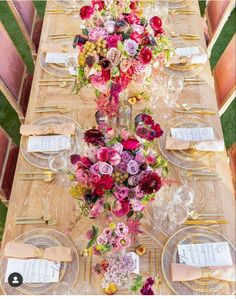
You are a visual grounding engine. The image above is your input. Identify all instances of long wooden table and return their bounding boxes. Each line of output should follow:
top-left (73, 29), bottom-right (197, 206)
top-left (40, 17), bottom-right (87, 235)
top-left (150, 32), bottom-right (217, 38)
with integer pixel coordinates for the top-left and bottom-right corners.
top-left (1, 0), bottom-right (235, 295)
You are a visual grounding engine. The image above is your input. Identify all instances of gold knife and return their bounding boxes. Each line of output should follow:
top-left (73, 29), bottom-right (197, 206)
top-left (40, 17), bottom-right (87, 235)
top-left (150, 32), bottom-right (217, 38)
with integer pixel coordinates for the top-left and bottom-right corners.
top-left (184, 219), bottom-right (228, 225)
top-left (174, 109), bottom-right (216, 115)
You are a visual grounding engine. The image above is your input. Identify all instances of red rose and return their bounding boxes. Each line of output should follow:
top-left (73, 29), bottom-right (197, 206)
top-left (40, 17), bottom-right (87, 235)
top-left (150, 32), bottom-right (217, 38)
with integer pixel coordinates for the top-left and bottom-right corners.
top-left (121, 138), bottom-right (140, 151)
top-left (80, 5), bottom-right (94, 20)
top-left (139, 47), bottom-right (152, 64)
top-left (154, 28), bottom-right (165, 36)
top-left (107, 34), bottom-right (122, 48)
top-left (129, 0), bottom-right (137, 10)
top-left (151, 123), bottom-right (163, 138)
top-left (139, 171), bottom-right (162, 194)
top-left (130, 31), bottom-right (143, 44)
top-left (92, 0), bottom-right (105, 11)
top-left (94, 175), bottom-right (114, 196)
top-left (124, 13), bottom-right (140, 25)
top-left (150, 16), bottom-right (162, 31)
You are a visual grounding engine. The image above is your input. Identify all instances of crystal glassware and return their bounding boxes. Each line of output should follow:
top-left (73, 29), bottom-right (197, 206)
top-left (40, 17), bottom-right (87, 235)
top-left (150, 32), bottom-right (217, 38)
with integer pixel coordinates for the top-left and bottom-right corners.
top-left (164, 75), bottom-right (184, 109)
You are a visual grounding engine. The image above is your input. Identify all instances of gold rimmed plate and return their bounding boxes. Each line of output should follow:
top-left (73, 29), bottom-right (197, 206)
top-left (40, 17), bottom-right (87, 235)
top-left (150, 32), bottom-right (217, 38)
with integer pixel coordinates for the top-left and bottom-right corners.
top-left (161, 226), bottom-right (235, 295)
top-left (158, 115), bottom-right (219, 170)
top-left (39, 52), bottom-right (71, 77)
top-left (163, 39), bottom-right (207, 78)
top-left (20, 115), bottom-right (83, 169)
top-left (0, 229), bottom-right (79, 295)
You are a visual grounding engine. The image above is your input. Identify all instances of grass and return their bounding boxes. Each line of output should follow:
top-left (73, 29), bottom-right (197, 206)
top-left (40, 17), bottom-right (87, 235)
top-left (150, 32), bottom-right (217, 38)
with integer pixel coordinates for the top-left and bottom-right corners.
top-left (0, 0), bottom-right (235, 238)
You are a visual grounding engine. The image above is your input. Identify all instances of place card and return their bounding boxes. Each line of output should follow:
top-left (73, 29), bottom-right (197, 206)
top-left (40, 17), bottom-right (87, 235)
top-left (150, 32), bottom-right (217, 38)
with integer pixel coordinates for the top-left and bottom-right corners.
top-left (177, 242), bottom-right (233, 267)
top-left (170, 127), bottom-right (215, 142)
top-left (27, 135), bottom-right (71, 152)
top-left (175, 47), bottom-right (200, 57)
top-left (45, 52), bottom-right (76, 64)
top-left (126, 252), bottom-right (139, 274)
top-left (5, 258), bottom-right (60, 283)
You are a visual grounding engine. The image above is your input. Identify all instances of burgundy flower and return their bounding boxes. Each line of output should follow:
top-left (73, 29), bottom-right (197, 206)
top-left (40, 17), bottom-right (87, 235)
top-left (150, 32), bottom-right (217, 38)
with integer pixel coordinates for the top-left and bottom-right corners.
top-left (84, 129), bottom-right (105, 146)
top-left (151, 123), bottom-right (163, 138)
top-left (140, 277), bottom-right (155, 295)
top-left (136, 126), bottom-right (150, 139)
top-left (101, 68), bottom-right (111, 82)
top-left (92, 0), bottom-right (105, 11)
top-left (150, 16), bottom-right (162, 31)
top-left (139, 171), bottom-right (162, 194)
top-left (70, 154), bottom-right (80, 165)
top-left (142, 114), bottom-right (155, 125)
top-left (139, 47), bottom-right (152, 64)
top-left (121, 138), bottom-right (140, 151)
top-left (70, 154), bottom-right (92, 167)
top-left (79, 5), bottom-right (94, 20)
top-left (107, 34), bottom-right (122, 48)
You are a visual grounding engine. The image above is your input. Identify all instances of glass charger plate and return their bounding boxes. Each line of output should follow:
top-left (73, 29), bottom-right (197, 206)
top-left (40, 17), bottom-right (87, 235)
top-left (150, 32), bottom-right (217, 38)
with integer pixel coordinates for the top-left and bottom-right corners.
top-left (162, 39), bottom-right (207, 78)
top-left (158, 115), bottom-right (219, 170)
top-left (20, 115), bottom-right (82, 169)
top-left (168, 0), bottom-right (193, 9)
top-left (0, 229), bottom-right (79, 295)
top-left (39, 52), bottom-right (71, 77)
top-left (53, 0), bottom-right (82, 8)
top-left (161, 226), bottom-right (235, 295)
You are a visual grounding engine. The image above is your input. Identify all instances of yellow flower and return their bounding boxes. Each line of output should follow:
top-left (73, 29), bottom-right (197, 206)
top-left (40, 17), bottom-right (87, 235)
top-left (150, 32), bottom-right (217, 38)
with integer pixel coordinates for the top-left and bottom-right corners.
top-left (70, 184), bottom-right (84, 198)
top-left (109, 223), bottom-right (116, 230)
top-left (96, 245), bottom-right (102, 250)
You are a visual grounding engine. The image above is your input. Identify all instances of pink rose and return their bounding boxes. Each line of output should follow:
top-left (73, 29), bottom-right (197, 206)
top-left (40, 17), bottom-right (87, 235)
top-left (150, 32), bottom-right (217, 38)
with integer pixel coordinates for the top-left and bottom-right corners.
top-left (127, 160), bottom-right (139, 175)
top-left (99, 162), bottom-right (113, 175)
top-left (89, 199), bottom-right (104, 218)
top-left (89, 27), bottom-right (108, 42)
top-left (108, 148), bottom-right (121, 166)
top-left (90, 74), bottom-right (108, 93)
top-left (90, 162), bottom-right (100, 175)
top-left (107, 34), bottom-right (122, 48)
top-left (111, 142), bottom-right (123, 154)
top-left (115, 222), bottom-right (129, 237)
top-left (96, 147), bottom-right (109, 161)
top-left (97, 234), bottom-right (108, 245)
top-left (121, 138), bottom-right (140, 151)
top-left (114, 186), bottom-right (130, 200)
top-left (131, 199), bottom-right (144, 212)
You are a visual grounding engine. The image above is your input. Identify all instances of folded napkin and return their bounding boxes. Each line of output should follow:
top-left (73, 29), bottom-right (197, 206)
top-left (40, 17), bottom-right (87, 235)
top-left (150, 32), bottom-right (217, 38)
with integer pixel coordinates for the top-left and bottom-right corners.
top-left (170, 263), bottom-right (236, 282)
top-left (165, 137), bottom-right (224, 152)
top-left (4, 242), bottom-right (73, 262)
top-left (20, 123), bottom-right (75, 136)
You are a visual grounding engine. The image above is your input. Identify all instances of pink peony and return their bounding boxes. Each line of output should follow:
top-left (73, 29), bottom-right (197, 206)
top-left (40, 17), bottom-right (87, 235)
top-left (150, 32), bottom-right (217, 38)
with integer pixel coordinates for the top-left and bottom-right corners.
top-left (89, 27), bottom-right (108, 42)
top-left (113, 200), bottom-right (130, 217)
top-left (111, 142), bottom-right (123, 155)
top-left (121, 138), bottom-right (140, 151)
top-left (107, 34), bottom-right (122, 48)
top-left (96, 147), bottom-right (109, 162)
top-left (90, 74), bottom-right (108, 93)
top-left (108, 148), bottom-right (121, 166)
top-left (131, 199), bottom-right (144, 212)
top-left (114, 186), bottom-right (130, 201)
top-left (89, 199), bottom-right (104, 218)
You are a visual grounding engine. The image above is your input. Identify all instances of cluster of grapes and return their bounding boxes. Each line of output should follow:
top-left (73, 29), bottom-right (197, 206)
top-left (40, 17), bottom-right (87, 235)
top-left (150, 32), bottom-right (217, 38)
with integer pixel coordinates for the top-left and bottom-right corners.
top-left (112, 171), bottom-right (129, 185)
top-left (78, 37), bottom-right (108, 66)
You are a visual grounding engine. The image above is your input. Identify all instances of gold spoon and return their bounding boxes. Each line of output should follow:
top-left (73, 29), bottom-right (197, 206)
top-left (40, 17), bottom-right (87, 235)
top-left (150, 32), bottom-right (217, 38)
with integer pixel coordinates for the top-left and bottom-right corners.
top-left (170, 31), bottom-right (200, 40)
top-left (18, 174), bottom-right (54, 183)
top-left (170, 9), bottom-right (197, 15)
top-left (46, 9), bottom-right (79, 15)
top-left (188, 210), bottom-right (224, 220)
top-left (177, 103), bottom-right (214, 111)
top-left (39, 82), bottom-right (68, 88)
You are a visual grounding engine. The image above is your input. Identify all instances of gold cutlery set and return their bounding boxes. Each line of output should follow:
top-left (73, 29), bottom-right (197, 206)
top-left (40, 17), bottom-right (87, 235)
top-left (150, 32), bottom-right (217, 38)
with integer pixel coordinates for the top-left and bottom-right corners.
top-left (46, 8), bottom-right (79, 15)
top-left (171, 31), bottom-right (200, 40)
top-left (15, 215), bottom-right (58, 225)
top-left (180, 169), bottom-right (222, 181)
top-left (175, 103), bottom-right (216, 115)
top-left (169, 9), bottom-right (197, 16)
top-left (149, 249), bottom-right (162, 293)
top-left (81, 248), bottom-right (93, 285)
top-left (35, 105), bottom-right (71, 114)
top-left (49, 33), bottom-right (75, 40)
top-left (18, 171), bottom-right (55, 182)
top-left (184, 78), bottom-right (207, 86)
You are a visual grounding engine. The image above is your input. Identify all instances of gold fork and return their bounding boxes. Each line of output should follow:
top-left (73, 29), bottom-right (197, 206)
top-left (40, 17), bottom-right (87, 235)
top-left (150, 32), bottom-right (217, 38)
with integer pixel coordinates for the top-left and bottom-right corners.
top-left (170, 9), bottom-right (197, 15)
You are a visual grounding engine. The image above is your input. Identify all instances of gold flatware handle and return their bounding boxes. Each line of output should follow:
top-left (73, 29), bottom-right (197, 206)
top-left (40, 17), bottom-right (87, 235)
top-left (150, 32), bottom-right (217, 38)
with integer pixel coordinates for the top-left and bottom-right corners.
top-left (184, 172), bottom-right (219, 177)
top-left (39, 79), bottom-right (74, 82)
top-left (184, 219), bottom-right (228, 225)
top-left (189, 176), bottom-right (222, 181)
top-left (50, 36), bottom-right (74, 40)
top-left (181, 36), bottom-right (200, 40)
top-left (174, 109), bottom-right (216, 115)
top-left (15, 219), bottom-right (46, 224)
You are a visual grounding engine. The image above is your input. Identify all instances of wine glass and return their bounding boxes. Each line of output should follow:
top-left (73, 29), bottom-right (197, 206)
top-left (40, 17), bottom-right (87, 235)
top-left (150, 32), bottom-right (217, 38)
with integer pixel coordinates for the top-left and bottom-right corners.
top-left (167, 202), bottom-right (189, 226)
top-left (155, 1), bottom-right (169, 21)
top-left (163, 75), bottom-right (184, 109)
top-left (173, 181), bottom-right (195, 208)
top-left (49, 151), bottom-right (71, 187)
top-left (65, 54), bottom-right (77, 76)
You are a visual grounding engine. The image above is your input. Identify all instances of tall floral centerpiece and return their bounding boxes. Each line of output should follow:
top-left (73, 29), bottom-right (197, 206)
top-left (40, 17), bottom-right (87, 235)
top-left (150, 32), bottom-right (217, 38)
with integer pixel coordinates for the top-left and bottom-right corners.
top-left (73, 0), bottom-right (171, 117)
top-left (69, 113), bottom-right (168, 221)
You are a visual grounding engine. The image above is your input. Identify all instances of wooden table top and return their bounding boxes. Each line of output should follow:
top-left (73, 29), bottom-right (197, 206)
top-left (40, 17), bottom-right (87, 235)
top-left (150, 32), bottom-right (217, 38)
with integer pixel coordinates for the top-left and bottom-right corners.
top-left (1, 0), bottom-right (235, 295)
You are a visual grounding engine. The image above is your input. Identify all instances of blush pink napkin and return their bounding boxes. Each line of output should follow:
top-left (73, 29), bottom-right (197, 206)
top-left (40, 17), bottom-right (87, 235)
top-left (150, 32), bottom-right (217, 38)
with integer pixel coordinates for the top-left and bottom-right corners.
top-left (165, 137), bottom-right (224, 152)
top-left (20, 123), bottom-right (75, 136)
top-left (170, 263), bottom-right (236, 282)
top-left (4, 242), bottom-right (73, 262)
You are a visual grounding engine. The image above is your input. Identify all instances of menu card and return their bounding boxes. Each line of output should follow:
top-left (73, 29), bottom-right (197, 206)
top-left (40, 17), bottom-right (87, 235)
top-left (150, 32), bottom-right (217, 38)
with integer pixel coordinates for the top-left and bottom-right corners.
top-left (170, 127), bottom-right (215, 142)
top-left (177, 242), bottom-right (233, 267)
top-left (45, 52), bottom-right (77, 64)
top-left (175, 47), bottom-right (200, 57)
top-left (5, 258), bottom-right (60, 283)
top-left (27, 135), bottom-right (71, 152)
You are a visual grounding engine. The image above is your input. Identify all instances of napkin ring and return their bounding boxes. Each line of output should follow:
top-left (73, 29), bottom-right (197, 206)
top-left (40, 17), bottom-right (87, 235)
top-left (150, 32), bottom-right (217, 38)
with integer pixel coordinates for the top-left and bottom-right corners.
top-left (34, 248), bottom-right (44, 259)
top-left (201, 267), bottom-right (211, 278)
top-left (46, 125), bottom-right (54, 135)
